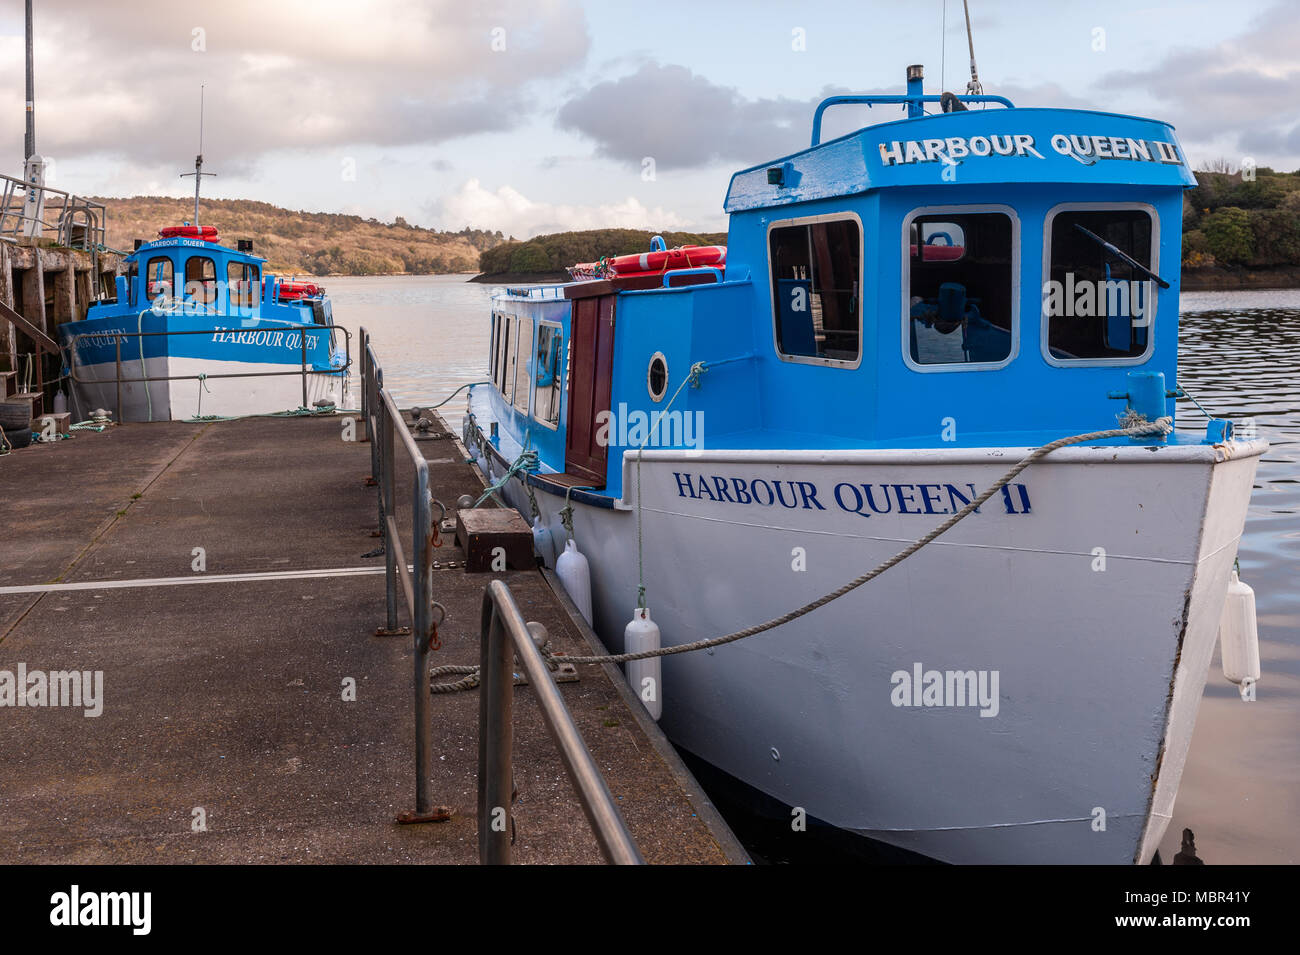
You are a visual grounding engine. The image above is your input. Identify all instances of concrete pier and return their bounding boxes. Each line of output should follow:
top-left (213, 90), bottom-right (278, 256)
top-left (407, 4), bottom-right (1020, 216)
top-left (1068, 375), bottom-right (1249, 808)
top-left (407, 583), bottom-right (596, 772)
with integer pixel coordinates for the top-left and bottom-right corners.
top-left (0, 413), bottom-right (745, 864)
top-left (0, 238), bottom-right (123, 417)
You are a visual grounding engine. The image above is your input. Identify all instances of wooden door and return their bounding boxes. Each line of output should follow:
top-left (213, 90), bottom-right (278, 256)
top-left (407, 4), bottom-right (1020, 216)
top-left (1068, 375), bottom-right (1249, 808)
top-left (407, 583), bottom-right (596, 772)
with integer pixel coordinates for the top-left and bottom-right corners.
top-left (564, 293), bottom-right (615, 486)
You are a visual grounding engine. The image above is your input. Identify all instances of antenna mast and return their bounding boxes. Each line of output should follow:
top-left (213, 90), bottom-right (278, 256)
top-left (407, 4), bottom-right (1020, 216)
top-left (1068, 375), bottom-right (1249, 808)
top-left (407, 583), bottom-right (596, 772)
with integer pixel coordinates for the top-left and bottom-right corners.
top-left (179, 85), bottom-right (217, 225)
top-left (24, 0), bottom-right (35, 161)
top-left (962, 0), bottom-right (983, 95)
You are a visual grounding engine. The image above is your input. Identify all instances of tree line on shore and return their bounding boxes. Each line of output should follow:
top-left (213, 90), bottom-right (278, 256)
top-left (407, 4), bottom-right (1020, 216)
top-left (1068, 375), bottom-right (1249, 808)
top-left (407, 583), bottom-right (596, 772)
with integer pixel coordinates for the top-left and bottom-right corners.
top-left (1183, 165), bottom-right (1300, 270)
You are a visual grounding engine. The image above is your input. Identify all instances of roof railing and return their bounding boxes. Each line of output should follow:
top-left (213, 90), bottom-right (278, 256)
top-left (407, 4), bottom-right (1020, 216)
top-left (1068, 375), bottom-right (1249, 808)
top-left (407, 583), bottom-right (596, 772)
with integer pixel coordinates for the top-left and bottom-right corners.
top-left (810, 92), bottom-right (1016, 147)
top-left (0, 172), bottom-right (108, 251)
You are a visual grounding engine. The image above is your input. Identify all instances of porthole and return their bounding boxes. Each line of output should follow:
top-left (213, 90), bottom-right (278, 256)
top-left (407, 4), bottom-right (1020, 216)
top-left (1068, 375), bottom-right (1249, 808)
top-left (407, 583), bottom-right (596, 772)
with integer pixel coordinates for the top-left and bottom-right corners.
top-left (647, 352), bottom-right (668, 402)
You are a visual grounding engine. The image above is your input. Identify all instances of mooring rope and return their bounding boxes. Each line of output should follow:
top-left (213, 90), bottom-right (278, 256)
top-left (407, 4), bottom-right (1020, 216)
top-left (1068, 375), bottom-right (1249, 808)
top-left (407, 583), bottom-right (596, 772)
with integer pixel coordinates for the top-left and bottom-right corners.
top-left (430, 643), bottom-right (566, 694)
top-left (635, 359), bottom-right (709, 609)
top-left (474, 448), bottom-right (539, 508)
top-left (561, 414), bottom-right (1175, 665)
top-left (421, 380), bottom-right (491, 411)
top-left (429, 414), bottom-right (1173, 692)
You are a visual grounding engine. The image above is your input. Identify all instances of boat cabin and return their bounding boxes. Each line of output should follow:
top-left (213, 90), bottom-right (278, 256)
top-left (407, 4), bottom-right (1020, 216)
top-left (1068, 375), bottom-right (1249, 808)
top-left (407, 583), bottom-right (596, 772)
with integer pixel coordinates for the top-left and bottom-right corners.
top-left (473, 70), bottom-right (1198, 503)
top-left (94, 227), bottom-right (333, 326)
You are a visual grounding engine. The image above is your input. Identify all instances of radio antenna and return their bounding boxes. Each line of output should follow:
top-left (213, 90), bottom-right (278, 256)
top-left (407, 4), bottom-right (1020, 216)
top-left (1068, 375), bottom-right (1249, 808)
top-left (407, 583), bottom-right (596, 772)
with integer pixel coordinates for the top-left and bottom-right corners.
top-left (179, 85), bottom-right (217, 225)
top-left (962, 0), bottom-right (983, 95)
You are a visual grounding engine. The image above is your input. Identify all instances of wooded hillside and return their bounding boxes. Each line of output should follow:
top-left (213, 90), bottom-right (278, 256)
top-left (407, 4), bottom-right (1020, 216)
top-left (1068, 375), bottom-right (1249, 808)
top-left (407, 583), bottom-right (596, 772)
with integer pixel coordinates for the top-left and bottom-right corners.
top-left (93, 196), bottom-right (504, 276)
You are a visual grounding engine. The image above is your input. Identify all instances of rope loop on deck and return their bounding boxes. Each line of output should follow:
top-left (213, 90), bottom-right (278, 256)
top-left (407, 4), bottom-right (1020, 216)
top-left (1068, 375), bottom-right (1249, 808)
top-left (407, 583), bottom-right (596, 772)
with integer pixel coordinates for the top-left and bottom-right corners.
top-left (474, 448), bottom-right (538, 508)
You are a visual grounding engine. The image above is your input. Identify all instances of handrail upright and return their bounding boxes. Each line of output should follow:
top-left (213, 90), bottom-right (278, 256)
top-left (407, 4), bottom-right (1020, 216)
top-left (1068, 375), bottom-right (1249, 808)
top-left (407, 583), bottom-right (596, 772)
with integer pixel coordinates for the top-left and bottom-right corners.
top-left (478, 580), bottom-right (644, 865)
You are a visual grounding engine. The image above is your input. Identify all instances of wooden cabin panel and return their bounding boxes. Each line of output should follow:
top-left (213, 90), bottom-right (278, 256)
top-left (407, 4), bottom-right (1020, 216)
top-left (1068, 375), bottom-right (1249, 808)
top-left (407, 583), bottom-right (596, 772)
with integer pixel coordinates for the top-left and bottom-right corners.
top-left (564, 294), bottom-right (614, 486)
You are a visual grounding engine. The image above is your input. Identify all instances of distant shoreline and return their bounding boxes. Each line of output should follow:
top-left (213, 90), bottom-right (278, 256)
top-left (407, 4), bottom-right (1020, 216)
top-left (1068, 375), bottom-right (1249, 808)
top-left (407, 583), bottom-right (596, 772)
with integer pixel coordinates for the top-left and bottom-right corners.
top-left (1180, 266), bottom-right (1300, 291)
top-left (469, 271), bottom-right (569, 284)
top-left (465, 268), bottom-right (1300, 291)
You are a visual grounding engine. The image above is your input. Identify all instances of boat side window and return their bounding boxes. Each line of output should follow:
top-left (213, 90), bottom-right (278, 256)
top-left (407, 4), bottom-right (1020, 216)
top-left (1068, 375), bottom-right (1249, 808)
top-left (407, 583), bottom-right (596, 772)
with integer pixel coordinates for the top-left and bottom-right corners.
top-left (769, 215), bottom-right (861, 363)
top-left (533, 322), bottom-right (562, 429)
top-left (1045, 208), bottom-right (1155, 361)
top-left (226, 261), bottom-right (260, 313)
top-left (495, 315), bottom-right (512, 398)
top-left (145, 257), bottom-right (173, 302)
top-left (488, 313), bottom-right (499, 381)
top-left (512, 315), bottom-right (533, 415)
top-left (907, 211), bottom-right (1014, 366)
top-left (184, 256), bottom-right (218, 306)
top-left (127, 262), bottom-right (138, 305)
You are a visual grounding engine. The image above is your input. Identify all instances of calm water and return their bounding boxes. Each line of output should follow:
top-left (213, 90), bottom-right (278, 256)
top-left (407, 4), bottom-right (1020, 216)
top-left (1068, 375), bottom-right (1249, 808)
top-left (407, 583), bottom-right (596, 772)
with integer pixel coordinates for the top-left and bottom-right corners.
top-left (330, 275), bottom-right (1299, 864)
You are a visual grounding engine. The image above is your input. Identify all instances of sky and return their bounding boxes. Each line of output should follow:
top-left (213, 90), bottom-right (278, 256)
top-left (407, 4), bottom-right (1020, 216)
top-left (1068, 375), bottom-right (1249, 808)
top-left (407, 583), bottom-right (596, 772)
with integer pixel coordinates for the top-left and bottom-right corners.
top-left (1, 0), bottom-right (1297, 238)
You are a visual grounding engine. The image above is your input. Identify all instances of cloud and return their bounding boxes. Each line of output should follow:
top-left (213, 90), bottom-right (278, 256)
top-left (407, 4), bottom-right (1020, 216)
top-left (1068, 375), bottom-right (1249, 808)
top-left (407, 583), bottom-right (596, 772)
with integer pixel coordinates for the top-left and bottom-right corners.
top-left (433, 178), bottom-right (688, 238)
top-left (2, 0), bottom-right (589, 166)
top-left (557, 62), bottom-right (828, 170)
top-left (1094, 2), bottom-right (1300, 168)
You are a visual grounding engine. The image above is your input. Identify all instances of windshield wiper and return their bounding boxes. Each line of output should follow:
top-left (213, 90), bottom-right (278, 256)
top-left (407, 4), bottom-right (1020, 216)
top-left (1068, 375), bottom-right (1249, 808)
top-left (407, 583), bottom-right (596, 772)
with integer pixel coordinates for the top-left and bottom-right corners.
top-left (1073, 223), bottom-right (1170, 289)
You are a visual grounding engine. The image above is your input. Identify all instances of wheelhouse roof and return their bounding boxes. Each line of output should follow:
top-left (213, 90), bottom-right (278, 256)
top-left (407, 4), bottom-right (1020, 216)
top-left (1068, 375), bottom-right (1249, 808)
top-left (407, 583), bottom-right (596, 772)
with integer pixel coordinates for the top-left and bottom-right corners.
top-left (129, 236), bottom-right (266, 266)
top-left (724, 106), bottom-right (1196, 214)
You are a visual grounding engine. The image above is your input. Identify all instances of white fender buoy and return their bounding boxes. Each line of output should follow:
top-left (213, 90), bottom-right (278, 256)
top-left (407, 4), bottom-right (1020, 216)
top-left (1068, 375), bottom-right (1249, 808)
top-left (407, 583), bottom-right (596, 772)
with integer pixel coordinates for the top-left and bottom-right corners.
top-left (532, 516), bottom-right (556, 568)
top-left (624, 606), bottom-right (662, 721)
top-left (555, 539), bottom-right (592, 624)
top-left (1218, 569), bottom-right (1261, 686)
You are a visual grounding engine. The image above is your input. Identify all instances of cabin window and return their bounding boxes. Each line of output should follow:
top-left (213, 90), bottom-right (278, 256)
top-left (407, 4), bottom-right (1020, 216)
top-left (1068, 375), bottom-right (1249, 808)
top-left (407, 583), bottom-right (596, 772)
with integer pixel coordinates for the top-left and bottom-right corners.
top-left (495, 315), bottom-right (512, 398)
top-left (512, 316), bottom-right (533, 415)
top-left (226, 261), bottom-right (260, 313)
top-left (768, 214), bottom-right (862, 364)
top-left (533, 322), bottom-right (563, 429)
top-left (1045, 206), bottom-right (1156, 362)
top-left (906, 210), bottom-right (1015, 367)
top-left (127, 262), bottom-right (138, 305)
top-left (145, 257), bottom-right (173, 301)
top-left (184, 256), bottom-right (218, 306)
top-left (489, 313), bottom-right (499, 381)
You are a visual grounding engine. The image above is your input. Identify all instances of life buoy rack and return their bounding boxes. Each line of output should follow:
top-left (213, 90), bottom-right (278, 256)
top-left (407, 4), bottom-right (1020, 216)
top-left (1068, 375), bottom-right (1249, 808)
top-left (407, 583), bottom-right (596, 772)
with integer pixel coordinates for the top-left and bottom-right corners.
top-left (569, 236), bottom-right (727, 280)
top-left (277, 280), bottom-right (322, 300)
top-left (158, 225), bottom-right (219, 241)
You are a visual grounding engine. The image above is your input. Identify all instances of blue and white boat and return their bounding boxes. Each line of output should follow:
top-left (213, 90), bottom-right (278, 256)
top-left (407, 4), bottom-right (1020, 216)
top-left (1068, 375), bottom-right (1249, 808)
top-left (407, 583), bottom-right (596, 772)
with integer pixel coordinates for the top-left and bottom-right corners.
top-left (463, 65), bottom-right (1266, 864)
top-left (61, 224), bottom-right (349, 422)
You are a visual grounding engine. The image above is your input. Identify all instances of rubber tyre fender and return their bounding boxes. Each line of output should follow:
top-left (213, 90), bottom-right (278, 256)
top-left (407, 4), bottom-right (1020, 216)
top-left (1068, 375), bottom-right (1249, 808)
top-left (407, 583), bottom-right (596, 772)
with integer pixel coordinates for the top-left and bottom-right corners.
top-left (0, 401), bottom-right (31, 430)
top-left (3, 426), bottom-right (32, 449)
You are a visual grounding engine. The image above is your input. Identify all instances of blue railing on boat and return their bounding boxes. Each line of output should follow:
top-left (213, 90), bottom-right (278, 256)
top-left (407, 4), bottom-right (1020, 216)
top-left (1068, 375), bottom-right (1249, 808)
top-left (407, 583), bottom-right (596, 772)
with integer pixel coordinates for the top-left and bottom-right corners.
top-left (810, 93), bottom-right (1016, 146)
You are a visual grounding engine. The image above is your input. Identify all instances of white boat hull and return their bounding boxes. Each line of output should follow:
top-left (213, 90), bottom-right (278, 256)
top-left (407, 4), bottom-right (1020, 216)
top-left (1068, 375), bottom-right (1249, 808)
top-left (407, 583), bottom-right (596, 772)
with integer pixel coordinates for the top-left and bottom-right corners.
top-left (475, 434), bottom-right (1265, 864)
top-left (71, 355), bottom-right (349, 423)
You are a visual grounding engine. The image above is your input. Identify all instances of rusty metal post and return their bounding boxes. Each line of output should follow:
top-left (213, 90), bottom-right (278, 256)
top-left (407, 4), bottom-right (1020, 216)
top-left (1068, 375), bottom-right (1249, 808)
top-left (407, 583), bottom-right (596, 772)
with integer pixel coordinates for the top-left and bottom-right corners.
top-left (300, 326), bottom-right (309, 410)
top-left (359, 327), bottom-right (370, 443)
top-left (413, 461), bottom-right (433, 815)
top-left (381, 395), bottom-right (398, 633)
top-left (114, 333), bottom-right (121, 421)
top-left (478, 599), bottom-right (514, 864)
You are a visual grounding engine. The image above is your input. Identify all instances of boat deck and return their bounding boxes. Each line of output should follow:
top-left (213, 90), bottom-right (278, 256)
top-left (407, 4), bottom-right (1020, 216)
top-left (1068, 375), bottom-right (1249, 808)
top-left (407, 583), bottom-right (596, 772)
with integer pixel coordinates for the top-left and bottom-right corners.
top-left (0, 414), bottom-right (745, 864)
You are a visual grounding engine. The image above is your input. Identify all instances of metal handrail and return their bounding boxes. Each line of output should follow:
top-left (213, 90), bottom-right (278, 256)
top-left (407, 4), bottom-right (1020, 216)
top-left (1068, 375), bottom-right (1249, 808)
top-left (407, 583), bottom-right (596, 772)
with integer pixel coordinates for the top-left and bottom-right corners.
top-left (360, 325), bottom-right (441, 820)
top-left (0, 172), bottom-right (108, 249)
top-left (68, 324), bottom-right (352, 417)
top-left (478, 579), bottom-right (644, 865)
top-left (359, 326), bottom-right (643, 862)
